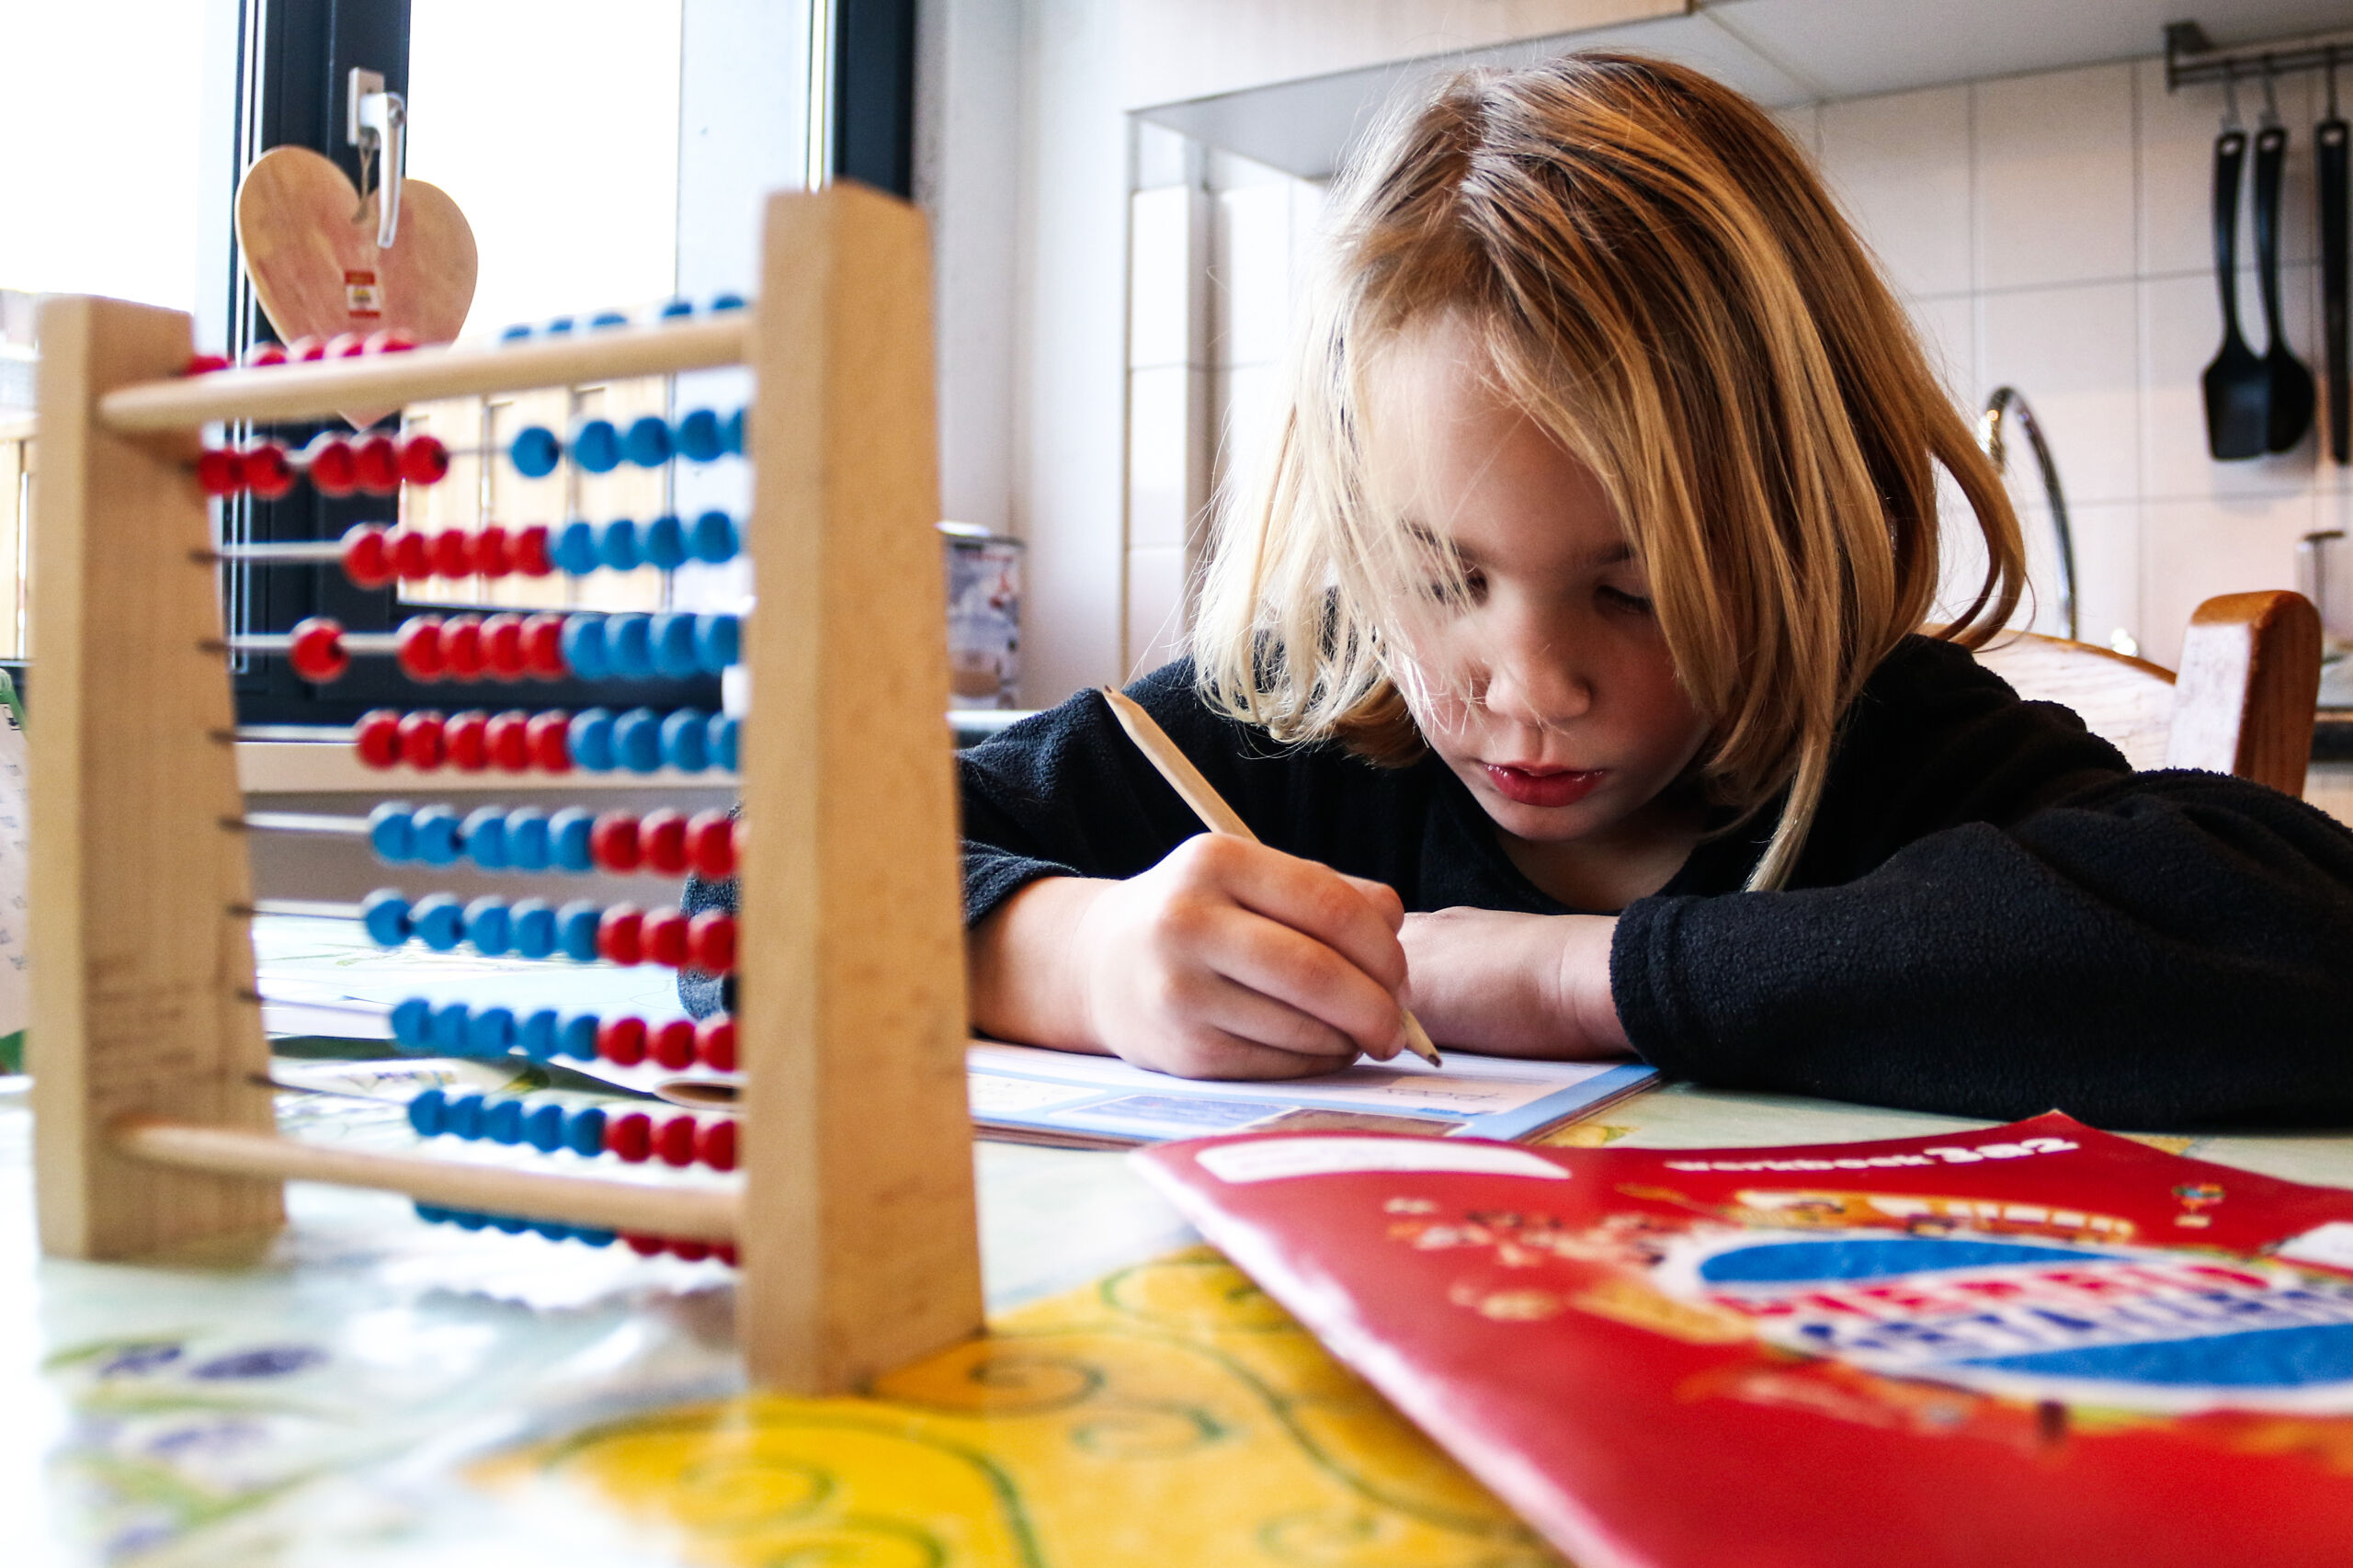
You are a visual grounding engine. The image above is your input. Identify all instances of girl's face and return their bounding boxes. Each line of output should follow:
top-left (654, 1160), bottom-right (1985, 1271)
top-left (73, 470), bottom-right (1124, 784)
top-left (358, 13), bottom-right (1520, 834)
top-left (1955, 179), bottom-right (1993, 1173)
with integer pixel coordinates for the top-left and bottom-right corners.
top-left (1369, 316), bottom-right (1711, 850)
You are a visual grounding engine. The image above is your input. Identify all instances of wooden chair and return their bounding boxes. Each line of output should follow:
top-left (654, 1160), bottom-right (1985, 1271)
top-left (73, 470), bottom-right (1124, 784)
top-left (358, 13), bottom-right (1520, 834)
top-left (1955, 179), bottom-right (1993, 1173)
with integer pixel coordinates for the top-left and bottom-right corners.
top-left (1972, 590), bottom-right (2322, 796)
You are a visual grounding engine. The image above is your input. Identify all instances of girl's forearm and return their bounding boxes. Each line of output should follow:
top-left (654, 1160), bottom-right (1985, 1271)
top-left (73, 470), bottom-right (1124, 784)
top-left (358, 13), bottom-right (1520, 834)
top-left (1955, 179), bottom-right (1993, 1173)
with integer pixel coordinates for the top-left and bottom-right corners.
top-left (1399, 908), bottom-right (1630, 1058)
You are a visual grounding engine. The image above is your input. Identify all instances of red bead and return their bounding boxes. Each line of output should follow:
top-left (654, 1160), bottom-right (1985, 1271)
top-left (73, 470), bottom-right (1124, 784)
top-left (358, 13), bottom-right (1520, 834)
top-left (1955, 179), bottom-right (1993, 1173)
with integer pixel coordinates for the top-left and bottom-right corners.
top-left (324, 332), bottom-right (368, 359)
top-left (288, 617), bottom-right (349, 682)
top-left (364, 328), bottom-right (416, 355)
top-left (668, 1238), bottom-right (711, 1263)
top-left (244, 342), bottom-right (288, 369)
top-left (687, 911), bottom-right (736, 975)
top-left (520, 614), bottom-right (567, 678)
top-left (696, 1016), bottom-right (736, 1072)
top-left (481, 614), bottom-right (527, 679)
top-left (597, 1015), bottom-right (648, 1066)
top-left (597, 905), bottom-right (644, 965)
top-left (441, 616), bottom-right (486, 679)
top-left (685, 811), bottom-right (735, 878)
top-left (606, 1111), bottom-right (653, 1163)
top-left (341, 526), bottom-right (394, 589)
top-left (396, 710), bottom-right (447, 769)
top-left (427, 528), bottom-right (473, 579)
top-left (485, 710), bottom-right (531, 771)
top-left (643, 908), bottom-right (689, 969)
top-left (472, 525), bottom-right (513, 578)
top-left (697, 1119), bottom-right (738, 1172)
top-left (526, 710), bottom-right (574, 772)
top-left (395, 617), bottom-right (445, 681)
top-left (511, 525), bottom-right (553, 576)
top-left (308, 437), bottom-right (358, 497)
top-left (590, 812), bottom-right (642, 872)
top-left (186, 352), bottom-right (230, 376)
top-left (622, 1233), bottom-right (665, 1256)
top-left (351, 435), bottom-right (401, 494)
top-left (241, 443), bottom-right (296, 499)
top-left (640, 810), bottom-right (689, 876)
top-left (396, 433), bottom-right (449, 485)
top-left (355, 709), bottom-right (403, 768)
top-left (650, 1018), bottom-right (698, 1070)
top-left (445, 710), bottom-right (490, 770)
top-left (713, 1242), bottom-right (738, 1267)
top-left (195, 448), bottom-right (244, 496)
top-left (287, 335), bottom-right (325, 362)
top-left (654, 1116), bottom-right (698, 1168)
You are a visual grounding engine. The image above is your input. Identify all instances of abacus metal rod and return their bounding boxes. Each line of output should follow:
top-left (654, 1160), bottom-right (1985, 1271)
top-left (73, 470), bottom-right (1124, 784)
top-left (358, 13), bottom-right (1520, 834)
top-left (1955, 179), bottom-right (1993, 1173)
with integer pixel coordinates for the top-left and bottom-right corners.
top-left (98, 317), bottom-right (752, 433)
top-left (231, 811), bottom-right (374, 837)
top-left (109, 1116), bottom-right (743, 1239)
top-left (201, 541), bottom-right (350, 565)
top-left (210, 631), bottom-right (403, 656)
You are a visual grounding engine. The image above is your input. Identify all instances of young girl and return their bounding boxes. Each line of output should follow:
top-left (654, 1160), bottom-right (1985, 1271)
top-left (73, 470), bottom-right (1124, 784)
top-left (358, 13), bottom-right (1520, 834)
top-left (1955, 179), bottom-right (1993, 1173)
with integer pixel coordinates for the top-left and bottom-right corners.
top-left (711, 52), bottom-right (2353, 1127)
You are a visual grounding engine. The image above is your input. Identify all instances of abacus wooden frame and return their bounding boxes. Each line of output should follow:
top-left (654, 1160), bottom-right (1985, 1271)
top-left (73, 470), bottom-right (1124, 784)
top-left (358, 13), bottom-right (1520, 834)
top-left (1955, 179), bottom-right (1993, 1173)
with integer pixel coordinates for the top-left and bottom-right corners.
top-left (29, 182), bottom-right (984, 1394)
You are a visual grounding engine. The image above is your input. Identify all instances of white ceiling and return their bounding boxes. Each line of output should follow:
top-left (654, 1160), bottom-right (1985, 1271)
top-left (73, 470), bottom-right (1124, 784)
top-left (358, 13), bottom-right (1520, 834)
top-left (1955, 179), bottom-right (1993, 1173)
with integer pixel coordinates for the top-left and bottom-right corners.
top-left (1137, 0), bottom-right (2353, 179)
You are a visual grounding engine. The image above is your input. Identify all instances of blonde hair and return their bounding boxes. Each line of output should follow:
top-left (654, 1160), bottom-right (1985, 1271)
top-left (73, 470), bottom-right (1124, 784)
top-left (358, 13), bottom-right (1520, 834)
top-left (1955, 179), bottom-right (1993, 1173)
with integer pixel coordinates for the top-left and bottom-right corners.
top-left (1192, 51), bottom-right (2026, 892)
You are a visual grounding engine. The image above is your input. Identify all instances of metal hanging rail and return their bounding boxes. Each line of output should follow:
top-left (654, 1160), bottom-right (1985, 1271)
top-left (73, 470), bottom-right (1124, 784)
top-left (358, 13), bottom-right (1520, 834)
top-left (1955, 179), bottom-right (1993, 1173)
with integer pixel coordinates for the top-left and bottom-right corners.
top-left (2166, 20), bottom-right (2353, 93)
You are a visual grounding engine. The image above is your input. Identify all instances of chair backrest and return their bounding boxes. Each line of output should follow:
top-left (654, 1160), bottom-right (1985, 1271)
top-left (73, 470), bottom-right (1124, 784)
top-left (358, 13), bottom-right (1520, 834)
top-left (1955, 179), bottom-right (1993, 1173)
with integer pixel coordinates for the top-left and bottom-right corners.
top-left (1972, 590), bottom-right (2322, 796)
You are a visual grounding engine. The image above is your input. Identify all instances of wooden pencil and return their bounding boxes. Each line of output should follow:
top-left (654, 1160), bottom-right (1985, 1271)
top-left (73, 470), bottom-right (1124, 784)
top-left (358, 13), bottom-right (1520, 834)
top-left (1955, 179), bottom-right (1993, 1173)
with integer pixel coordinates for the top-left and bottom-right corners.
top-left (1099, 687), bottom-right (1445, 1068)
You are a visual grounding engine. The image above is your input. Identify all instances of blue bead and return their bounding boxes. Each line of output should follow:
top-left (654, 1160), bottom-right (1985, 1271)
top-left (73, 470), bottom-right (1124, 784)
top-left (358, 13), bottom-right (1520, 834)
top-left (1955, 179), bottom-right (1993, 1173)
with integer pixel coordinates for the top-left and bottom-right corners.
top-left (491, 1213), bottom-right (530, 1235)
top-left (510, 426), bottom-right (562, 480)
top-left (563, 1105), bottom-right (608, 1155)
top-left (675, 410), bottom-right (723, 462)
top-left (590, 310), bottom-right (630, 329)
top-left (412, 806), bottom-right (462, 867)
top-left (652, 614), bottom-right (699, 679)
top-left (467, 1005), bottom-right (517, 1058)
top-left (531, 1219), bottom-right (572, 1241)
top-left (367, 802), bottom-right (415, 862)
top-left (506, 808), bottom-right (551, 870)
top-left (407, 1087), bottom-right (448, 1137)
top-left (688, 509), bottom-right (738, 562)
top-left (710, 292), bottom-right (747, 312)
top-left (523, 1103), bottom-right (566, 1153)
top-left (572, 419), bottom-right (621, 475)
top-left (558, 1012), bottom-right (600, 1060)
top-left (415, 1202), bottom-right (452, 1223)
top-left (432, 1002), bottom-right (472, 1054)
top-left (661, 708), bottom-right (710, 772)
top-left (463, 897), bottom-right (512, 958)
top-left (483, 1098), bottom-right (524, 1144)
top-left (695, 614), bottom-right (741, 672)
top-left (598, 517), bottom-right (641, 571)
top-left (608, 616), bottom-right (654, 679)
top-left (445, 1093), bottom-right (485, 1140)
top-left (642, 513), bottom-right (688, 570)
top-left (518, 1006), bottom-right (561, 1059)
top-left (452, 1209), bottom-right (490, 1231)
top-left (556, 901), bottom-right (602, 961)
top-left (569, 709), bottom-right (616, 771)
top-left (550, 808), bottom-right (596, 870)
top-left (361, 889), bottom-right (413, 948)
top-left (572, 1227), bottom-right (617, 1248)
top-left (614, 708), bottom-right (664, 773)
top-left (561, 617), bottom-right (610, 681)
top-left (414, 895), bottom-right (465, 952)
top-left (623, 415), bottom-right (671, 468)
top-left (461, 807), bottom-right (509, 870)
top-left (554, 519), bottom-right (601, 576)
top-left (659, 297), bottom-right (694, 319)
top-left (544, 316), bottom-right (575, 335)
top-left (499, 324), bottom-right (533, 343)
top-left (708, 712), bottom-right (740, 772)
top-left (722, 407), bottom-right (745, 455)
top-left (390, 996), bottom-right (434, 1050)
top-left (511, 898), bottom-right (556, 959)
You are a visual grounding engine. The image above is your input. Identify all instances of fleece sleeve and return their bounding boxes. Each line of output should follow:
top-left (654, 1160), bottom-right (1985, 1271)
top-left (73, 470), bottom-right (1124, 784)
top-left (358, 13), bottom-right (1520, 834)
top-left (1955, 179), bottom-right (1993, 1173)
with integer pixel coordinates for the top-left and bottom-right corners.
top-left (1611, 770), bottom-right (2353, 1128)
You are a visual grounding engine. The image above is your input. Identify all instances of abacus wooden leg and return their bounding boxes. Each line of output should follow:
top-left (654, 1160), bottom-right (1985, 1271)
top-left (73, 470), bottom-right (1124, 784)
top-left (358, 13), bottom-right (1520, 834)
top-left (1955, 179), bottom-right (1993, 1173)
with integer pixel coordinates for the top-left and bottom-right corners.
top-left (30, 296), bottom-right (283, 1258)
top-left (735, 184), bottom-right (984, 1392)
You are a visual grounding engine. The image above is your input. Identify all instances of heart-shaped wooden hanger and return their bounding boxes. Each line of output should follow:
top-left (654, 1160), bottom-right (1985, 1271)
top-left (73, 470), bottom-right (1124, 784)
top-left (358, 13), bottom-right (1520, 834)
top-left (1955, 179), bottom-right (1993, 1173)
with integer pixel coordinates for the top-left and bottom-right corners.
top-left (234, 145), bottom-right (478, 428)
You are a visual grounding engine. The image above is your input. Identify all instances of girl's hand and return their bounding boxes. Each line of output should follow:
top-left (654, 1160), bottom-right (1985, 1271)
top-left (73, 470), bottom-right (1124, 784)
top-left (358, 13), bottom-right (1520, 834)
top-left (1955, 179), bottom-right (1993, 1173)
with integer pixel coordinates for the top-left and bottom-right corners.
top-left (1398, 907), bottom-right (1630, 1059)
top-left (968, 835), bottom-right (1411, 1079)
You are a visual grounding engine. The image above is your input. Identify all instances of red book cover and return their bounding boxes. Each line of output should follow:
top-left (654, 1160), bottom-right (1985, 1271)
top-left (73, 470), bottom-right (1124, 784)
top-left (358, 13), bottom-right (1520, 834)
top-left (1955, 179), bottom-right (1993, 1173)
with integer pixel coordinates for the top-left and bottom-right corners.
top-left (1132, 1113), bottom-right (2353, 1567)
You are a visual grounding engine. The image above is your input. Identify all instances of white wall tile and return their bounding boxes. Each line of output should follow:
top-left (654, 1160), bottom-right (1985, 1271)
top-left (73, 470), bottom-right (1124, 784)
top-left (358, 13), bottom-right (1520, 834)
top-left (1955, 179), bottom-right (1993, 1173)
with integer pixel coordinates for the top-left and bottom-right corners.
top-left (2053, 498), bottom-right (2142, 652)
top-left (2140, 267), bottom-right (2321, 501)
top-left (1772, 101), bottom-right (1820, 162)
top-left (1129, 364), bottom-right (1211, 551)
top-left (1214, 361), bottom-right (1284, 507)
top-left (2136, 56), bottom-right (2316, 279)
top-left (1980, 280), bottom-right (2141, 505)
top-left (1908, 292), bottom-right (1977, 404)
top-left (1821, 85), bottom-right (1972, 300)
top-left (1213, 183), bottom-right (1295, 368)
top-left (1975, 62), bottom-right (2137, 290)
top-left (2139, 493), bottom-right (2319, 667)
top-left (1130, 184), bottom-right (1209, 370)
top-left (1126, 543), bottom-right (1190, 676)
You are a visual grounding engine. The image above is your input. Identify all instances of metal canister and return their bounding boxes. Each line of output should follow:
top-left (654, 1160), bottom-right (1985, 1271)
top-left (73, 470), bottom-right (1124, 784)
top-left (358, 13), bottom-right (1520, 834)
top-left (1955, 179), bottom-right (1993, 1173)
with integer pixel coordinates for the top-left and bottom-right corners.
top-left (940, 522), bottom-right (1023, 708)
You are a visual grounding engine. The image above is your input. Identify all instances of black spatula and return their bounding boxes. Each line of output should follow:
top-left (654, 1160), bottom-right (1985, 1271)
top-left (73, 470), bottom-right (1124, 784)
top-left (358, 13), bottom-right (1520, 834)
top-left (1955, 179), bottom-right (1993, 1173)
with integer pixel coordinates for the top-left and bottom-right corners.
top-left (2204, 119), bottom-right (2269, 460)
top-left (2254, 90), bottom-right (2317, 452)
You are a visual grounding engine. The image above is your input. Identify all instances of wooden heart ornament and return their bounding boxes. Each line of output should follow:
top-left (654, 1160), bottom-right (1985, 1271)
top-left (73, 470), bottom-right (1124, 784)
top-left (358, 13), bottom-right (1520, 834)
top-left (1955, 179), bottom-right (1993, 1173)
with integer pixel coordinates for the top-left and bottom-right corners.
top-left (234, 145), bottom-right (478, 427)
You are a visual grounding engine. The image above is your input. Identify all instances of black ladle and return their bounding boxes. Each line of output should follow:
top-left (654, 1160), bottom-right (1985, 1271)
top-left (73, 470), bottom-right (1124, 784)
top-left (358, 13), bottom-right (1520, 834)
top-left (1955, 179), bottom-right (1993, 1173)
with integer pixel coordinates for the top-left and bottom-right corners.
top-left (2256, 64), bottom-right (2317, 452)
top-left (2204, 74), bottom-right (2268, 460)
top-left (2320, 48), bottom-right (2348, 464)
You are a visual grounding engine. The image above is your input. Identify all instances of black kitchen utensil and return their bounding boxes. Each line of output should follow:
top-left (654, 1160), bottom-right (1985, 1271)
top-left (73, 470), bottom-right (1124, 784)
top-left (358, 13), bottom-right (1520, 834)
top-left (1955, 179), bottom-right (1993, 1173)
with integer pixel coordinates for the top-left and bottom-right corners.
top-left (2204, 106), bottom-right (2269, 460)
top-left (2321, 50), bottom-right (2348, 464)
top-left (2254, 73), bottom-right (2316, 453)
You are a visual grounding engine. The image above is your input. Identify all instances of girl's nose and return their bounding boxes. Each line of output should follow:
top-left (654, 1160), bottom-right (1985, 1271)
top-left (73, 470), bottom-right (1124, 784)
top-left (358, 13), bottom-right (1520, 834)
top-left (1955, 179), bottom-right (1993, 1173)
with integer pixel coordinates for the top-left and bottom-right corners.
top-left (1478, 608), bottom-right (1593, 729)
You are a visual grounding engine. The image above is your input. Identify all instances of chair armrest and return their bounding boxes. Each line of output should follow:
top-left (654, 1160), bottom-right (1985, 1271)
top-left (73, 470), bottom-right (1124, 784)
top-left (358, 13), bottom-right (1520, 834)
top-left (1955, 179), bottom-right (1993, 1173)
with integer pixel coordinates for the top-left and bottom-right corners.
top-left (2165, 590), bottom-right (2322, 794)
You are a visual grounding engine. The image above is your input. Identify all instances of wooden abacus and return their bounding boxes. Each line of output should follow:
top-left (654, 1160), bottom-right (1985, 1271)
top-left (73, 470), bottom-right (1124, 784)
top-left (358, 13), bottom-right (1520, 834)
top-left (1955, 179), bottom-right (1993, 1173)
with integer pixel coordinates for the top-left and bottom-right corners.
top-left (28, 184), bottom-right (984, 1394)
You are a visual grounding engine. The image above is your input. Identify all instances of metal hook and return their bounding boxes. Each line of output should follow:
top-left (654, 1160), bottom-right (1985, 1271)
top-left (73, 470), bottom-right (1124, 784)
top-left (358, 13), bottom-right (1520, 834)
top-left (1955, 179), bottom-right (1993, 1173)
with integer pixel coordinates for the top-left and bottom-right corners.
top-left (2223, 61), bottom-right (2244, 131)
top-left (2261, 54), bottom-right (2283, 128)
top-left (347, 67), bottom-right (405, 248)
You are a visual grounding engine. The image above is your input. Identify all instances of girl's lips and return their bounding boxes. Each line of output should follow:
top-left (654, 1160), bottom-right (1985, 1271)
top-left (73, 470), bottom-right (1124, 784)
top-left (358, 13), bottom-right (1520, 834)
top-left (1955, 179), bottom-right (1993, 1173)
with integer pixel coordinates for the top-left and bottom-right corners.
top-left (1483, 764), bottom-right (1604, 808)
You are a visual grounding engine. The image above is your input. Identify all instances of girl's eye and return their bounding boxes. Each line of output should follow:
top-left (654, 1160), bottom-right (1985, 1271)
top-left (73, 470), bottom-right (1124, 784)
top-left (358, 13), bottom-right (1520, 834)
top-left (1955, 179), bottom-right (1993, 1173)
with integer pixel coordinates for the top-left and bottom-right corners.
top-left (1598, 585), bottom-right (1653, 616)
